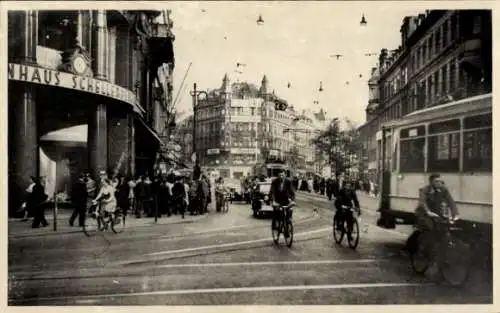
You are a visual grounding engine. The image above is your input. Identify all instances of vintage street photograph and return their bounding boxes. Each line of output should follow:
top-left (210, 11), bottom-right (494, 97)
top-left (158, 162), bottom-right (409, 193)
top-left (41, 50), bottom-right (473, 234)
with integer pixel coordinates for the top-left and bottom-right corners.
top-left (5, 1), bottom-right (493, 306)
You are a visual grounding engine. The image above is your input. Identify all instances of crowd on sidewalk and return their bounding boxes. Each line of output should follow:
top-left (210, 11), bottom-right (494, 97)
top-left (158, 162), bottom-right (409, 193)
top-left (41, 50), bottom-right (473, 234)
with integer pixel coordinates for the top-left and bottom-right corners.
top-left (293, 175), bottom-right (379, 200)
top-left (15, 167), bottom-right (216, 230)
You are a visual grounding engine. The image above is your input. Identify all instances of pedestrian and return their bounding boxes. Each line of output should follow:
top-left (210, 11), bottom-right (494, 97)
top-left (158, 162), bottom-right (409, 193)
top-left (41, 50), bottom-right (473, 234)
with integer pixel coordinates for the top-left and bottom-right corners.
top-left (128, 176), bottom-right (136, 214)
top-left (115, 175), bottom-right (129, 217)
top-left (85, 173), bottom-right (97, 210)
top-left (20, 176), bottom-right (37, 221)
top-left (30, 176), bottom-right (49, 228)
top-left (92, 177), bottom-right (117, 217)
top-left (134, 176), bottom-right (144, 218)
top-left (69, 173), bottom-right (87, 227)
top-left (172, 175), bottom-right (186, 219)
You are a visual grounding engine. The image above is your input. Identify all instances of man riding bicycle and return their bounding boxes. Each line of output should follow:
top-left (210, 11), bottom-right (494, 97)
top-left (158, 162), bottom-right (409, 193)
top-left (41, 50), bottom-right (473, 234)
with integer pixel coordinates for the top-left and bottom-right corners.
top-left (414, 173), bottom-right (460, 261)
top-left (334, 180), bottom-right (360, 231)
top-left (270, 169), bottom-right (296, 233)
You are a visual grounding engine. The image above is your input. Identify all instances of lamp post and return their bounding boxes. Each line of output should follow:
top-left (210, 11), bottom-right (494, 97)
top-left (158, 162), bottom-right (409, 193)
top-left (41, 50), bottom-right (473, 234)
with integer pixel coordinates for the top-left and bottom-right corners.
top-left (189, 83), bottom-right (207, 178)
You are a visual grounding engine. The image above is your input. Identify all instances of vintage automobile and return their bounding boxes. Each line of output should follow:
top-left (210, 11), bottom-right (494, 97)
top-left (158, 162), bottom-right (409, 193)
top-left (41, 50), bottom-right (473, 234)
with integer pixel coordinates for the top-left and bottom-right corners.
top-left (225, 178), bottom-right (244, 203)
top-left (250, 179), bottom-right (273, 217)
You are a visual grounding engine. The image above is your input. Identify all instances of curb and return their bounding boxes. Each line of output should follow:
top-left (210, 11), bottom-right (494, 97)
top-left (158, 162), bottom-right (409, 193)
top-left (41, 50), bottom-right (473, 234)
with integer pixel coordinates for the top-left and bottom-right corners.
top-left (8, 214), bottom-right (210, 240)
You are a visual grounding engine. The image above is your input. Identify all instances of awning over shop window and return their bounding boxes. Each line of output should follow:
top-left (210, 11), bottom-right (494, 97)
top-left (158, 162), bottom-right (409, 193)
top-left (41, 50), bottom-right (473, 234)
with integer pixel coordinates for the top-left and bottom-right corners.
top-left (135, 115), bottom-right (165, 147)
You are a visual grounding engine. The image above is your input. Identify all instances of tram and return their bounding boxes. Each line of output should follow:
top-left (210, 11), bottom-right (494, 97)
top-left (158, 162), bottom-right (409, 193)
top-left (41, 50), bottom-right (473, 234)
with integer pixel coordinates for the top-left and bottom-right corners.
top-left (376, 93), bottom-right (492, 231)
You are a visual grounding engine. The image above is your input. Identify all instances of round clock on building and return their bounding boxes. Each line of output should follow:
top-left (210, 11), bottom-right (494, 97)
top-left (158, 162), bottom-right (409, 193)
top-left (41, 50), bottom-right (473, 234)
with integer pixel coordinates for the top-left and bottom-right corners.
top-left (72, 55), bottom-right (87, 75)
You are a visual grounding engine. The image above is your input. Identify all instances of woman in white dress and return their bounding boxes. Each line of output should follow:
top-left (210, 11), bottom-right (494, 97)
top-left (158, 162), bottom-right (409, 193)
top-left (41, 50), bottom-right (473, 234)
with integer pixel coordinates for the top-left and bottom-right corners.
top-left (92, 178), bottom-right (117, 215)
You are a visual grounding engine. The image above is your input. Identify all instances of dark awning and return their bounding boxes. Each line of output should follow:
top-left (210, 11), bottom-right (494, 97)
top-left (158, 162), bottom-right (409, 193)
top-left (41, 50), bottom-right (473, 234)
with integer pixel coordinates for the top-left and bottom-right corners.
top-left (135, 115), bottom-right (165, 147)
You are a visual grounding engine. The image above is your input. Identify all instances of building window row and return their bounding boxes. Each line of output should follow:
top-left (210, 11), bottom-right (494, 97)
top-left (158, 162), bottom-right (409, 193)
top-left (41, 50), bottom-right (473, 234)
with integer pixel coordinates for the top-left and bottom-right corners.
top-left (412, 13), bottom-right (459, 75)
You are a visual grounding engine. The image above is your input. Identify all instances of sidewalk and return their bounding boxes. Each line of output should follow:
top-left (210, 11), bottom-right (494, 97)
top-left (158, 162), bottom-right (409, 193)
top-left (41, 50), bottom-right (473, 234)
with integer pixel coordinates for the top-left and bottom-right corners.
top-left (8, 208), bottom-right (209, 239)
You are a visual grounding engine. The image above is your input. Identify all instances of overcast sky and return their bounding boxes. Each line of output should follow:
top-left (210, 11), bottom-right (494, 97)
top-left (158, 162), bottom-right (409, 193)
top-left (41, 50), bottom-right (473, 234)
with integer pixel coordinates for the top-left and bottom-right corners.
top-left (166, 2), bottom-right (425, 125)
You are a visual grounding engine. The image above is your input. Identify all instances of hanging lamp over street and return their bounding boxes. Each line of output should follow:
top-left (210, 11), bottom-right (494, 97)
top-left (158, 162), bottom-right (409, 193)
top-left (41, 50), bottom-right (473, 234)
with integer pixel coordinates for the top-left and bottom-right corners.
top-left (360, 14), bottom-right (367, 26)
top-left (319, 81), bottom-right (323, 92)
top-left (257, 14), bottom-right (264, 25)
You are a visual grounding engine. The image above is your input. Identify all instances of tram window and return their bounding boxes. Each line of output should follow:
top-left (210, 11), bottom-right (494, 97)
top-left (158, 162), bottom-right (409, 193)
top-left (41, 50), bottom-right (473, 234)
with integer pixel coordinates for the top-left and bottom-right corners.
top-left (429, 119), bottom-right (460, 134)
top-left (400, 125), bottom-right (425, 138)
top-left (428, 133), bottom-right (460, 172)
top-left (464, 114), bottom-right (492, 129)
top-left (463, 128), bottom-right (492, 172)
top-left (400, 138), bottom-right (425, 172)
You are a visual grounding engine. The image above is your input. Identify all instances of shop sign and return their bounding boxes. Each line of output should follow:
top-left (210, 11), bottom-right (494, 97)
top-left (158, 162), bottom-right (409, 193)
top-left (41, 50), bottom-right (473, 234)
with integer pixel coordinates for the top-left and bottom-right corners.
top-left (8, 63), bottom-right (137, 107)
top-left (230, 148), bottom-right (258, 154)
top-left (207, 148), bottom-right (220, 155)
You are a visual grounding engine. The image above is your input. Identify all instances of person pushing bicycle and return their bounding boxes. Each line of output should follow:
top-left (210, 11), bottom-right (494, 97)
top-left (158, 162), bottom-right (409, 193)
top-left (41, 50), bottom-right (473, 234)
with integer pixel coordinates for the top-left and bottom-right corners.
top-left (270, 169), bottom-right (296, 232)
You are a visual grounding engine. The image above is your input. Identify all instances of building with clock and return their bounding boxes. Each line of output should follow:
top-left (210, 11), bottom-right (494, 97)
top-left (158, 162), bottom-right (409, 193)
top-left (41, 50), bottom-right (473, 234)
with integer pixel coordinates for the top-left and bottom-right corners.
top-left (7, 10), bottom-right (175, 215)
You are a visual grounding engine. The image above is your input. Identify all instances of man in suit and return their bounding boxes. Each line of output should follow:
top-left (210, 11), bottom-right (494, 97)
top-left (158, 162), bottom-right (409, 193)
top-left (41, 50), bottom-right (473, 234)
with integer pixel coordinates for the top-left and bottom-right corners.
top-left (70, 173), bottom-right (88, 227)
top-left (334, 180), bottom-right (360, 231)
top-left (270, 169), bottom-right (296, 231)
top-left (415, 173), bottom-right (459, 230)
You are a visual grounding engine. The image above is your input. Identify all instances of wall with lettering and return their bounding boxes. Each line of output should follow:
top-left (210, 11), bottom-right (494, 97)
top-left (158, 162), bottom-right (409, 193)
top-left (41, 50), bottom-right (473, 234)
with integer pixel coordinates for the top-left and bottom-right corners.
top-left (8, 63), bottom-right (142, 114)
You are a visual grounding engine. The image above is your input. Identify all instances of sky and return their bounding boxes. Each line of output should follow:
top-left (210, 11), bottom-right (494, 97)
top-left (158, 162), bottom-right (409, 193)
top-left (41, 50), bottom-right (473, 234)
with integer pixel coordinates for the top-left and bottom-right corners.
top-left (165, 2), bottom-right (425, 126)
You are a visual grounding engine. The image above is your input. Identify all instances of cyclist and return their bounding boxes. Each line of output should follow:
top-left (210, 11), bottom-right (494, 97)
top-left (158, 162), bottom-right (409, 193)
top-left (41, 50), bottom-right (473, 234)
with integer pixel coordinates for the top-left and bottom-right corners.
top-left (270, 169), bottom-right (296, 234)
top-left (92, 177), bottom-right (117, 218)
top-left (413, 173), bottom-right (460, 264)
top-left (334, 180), bottom-right (360, 232)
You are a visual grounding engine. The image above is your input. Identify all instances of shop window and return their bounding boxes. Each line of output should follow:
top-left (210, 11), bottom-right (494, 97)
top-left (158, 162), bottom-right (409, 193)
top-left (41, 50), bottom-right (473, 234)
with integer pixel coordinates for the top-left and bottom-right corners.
top-left (38, 11), bottom-right (78, 52)
top-left (463, 114), bottom-right (492, 172)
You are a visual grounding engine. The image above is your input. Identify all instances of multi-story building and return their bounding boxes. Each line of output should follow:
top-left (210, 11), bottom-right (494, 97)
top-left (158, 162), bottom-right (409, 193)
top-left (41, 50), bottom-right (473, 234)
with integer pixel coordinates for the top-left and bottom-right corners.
top-left (7, 10), bottom-right (175, 215)
top-left (358, 9), bottom-right (492, 183)
top-left (183, 74), bottom-right (325, 179)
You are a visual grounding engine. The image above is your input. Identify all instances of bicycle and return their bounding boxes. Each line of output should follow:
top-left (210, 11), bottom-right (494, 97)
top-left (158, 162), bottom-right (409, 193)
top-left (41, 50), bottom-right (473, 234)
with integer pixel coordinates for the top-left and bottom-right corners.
top-left (83, 203), bottom-right (126, 236)
top-left (271, 203), bottom-right (295, 247)
top-left (333, 205), bottom-right (360, 249)
top-left (408, 216), bottom-right (471, 287)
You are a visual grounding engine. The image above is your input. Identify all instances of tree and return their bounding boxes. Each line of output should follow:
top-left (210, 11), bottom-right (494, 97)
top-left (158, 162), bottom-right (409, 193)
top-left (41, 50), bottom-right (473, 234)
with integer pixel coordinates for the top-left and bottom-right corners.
top-left (312, 117), bottom-right (361, 179)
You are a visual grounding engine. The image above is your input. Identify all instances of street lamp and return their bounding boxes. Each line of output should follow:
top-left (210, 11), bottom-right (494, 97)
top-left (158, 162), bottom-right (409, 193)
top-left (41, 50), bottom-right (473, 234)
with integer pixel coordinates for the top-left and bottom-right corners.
top-left (360, 14), bottom-right (367, 26)
top-left (190, 83), bottom-right (208, 172)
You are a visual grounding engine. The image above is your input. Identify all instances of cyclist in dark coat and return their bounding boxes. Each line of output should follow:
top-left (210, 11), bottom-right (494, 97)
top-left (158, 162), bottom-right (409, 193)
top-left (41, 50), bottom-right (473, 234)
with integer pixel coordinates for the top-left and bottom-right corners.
top-left (270, 170), bottom-right (296, 230)
top-left (334, 181), bottom-right (360, 230)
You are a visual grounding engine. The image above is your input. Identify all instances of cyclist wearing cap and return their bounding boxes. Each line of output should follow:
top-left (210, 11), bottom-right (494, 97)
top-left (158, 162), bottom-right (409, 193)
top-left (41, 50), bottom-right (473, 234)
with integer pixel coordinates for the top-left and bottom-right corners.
top-left (270, 169), bottom-right (296, 230)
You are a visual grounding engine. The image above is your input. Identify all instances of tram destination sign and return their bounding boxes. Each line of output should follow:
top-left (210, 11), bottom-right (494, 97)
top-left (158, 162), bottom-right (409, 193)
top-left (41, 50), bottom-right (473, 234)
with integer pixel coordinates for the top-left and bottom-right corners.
top-left (8, 63), bottom-right (138, 108)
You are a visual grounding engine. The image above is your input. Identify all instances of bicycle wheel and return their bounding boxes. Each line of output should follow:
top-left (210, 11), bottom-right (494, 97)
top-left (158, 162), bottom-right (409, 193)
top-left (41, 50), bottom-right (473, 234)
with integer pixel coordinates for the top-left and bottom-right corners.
top-left (284, 219), bottom-right (294, 247)
top-left (333, 215), bottom-right (344, 245)
top-left (347, 217), bottom-right (360, 249)
top-left (409, 231), bottom-right (431, 275)
top-left (111, 212), bottom-right (126, 234)
top-left (271, 218), bottom-right (281, 244)
top-left (83, 213), bottom-right (99, 237)
top-left (439, 237), bottom-right (471, 287)
top-left (224, 198), bottom-right (229, 213)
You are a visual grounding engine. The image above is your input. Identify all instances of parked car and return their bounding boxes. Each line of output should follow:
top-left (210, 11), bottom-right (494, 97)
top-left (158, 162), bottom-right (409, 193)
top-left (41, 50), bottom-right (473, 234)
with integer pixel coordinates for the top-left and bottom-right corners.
top-left (250, 179), bottom-right (273, 217)
top-left (225, 178), bottom-right (244, 203)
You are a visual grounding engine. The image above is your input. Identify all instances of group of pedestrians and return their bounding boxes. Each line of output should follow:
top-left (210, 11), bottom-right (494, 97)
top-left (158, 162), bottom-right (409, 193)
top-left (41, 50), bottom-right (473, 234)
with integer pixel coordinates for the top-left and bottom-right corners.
top-left (17, 166), bottom-right (220, 230)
